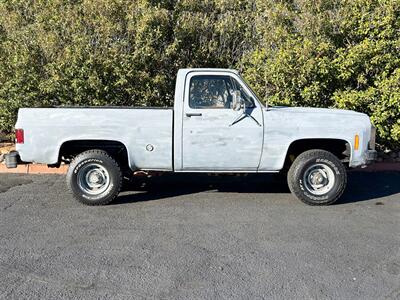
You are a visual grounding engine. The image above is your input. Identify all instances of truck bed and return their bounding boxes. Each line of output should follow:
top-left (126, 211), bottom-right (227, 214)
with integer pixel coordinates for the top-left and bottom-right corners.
top-left (15, 107), bottom-right (174, 171)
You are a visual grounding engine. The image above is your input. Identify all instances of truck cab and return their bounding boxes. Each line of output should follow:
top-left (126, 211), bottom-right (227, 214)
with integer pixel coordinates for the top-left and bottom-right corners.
top-left (173, 69), bottom-right (264, 171)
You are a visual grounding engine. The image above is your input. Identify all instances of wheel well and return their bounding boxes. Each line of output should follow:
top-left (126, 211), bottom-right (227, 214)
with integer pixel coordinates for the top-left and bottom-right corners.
top-left (283, 139), bottom-right (350, 170)
top-left (59, 140), bottom-right (129, 168)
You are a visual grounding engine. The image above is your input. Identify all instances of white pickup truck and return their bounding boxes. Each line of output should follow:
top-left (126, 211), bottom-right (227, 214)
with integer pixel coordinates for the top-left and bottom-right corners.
top-left (12, 68), bottom-right (377, 205)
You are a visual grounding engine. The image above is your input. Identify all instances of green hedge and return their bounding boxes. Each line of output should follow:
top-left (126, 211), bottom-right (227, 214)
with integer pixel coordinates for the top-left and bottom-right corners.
top-left (0, 0), bottom-right (399, 149)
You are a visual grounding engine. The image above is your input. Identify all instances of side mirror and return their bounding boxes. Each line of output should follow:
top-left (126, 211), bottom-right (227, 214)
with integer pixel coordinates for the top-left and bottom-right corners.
top-left (232, 90), bottom-right (243, 111)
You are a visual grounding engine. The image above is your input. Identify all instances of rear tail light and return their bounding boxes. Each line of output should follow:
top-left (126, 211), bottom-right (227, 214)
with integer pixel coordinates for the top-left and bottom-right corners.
top-left (15, 129), bottom-right (24, 144)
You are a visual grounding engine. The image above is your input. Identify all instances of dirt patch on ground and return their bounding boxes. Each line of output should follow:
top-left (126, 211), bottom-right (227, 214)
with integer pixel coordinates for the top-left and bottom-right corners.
top-left (0, 175), bottom-right (33, 193)
top-left (0, 143), bottom-right (15, 154)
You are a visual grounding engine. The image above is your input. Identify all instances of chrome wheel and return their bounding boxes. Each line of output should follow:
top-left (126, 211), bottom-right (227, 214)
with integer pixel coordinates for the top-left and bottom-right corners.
top-left (77, 163), bottom-right (110, 195)
top-left (303, 163), bottom-right (335, 195)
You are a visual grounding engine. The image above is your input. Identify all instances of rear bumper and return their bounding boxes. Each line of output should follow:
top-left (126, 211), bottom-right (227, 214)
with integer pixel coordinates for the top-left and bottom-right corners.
top-left (5, 151), bottom-right (20, 168)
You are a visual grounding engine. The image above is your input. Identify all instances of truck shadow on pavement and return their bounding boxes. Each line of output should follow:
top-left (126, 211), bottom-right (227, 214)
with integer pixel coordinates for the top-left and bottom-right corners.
top-left (338, 171), bottom-right (400, 204)
top-left (113, 171), bottom-right (400, 205)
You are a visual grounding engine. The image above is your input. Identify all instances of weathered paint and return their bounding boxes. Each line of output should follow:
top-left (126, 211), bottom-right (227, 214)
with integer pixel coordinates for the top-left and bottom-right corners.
top-left (16, 108), bottom-right (173, 171)
top-left (15, 68), bottom-right (374, 172)
top-left (260, 107), bottom-right (372, 170)
top-left (180, 70), bottom-right (263, 171)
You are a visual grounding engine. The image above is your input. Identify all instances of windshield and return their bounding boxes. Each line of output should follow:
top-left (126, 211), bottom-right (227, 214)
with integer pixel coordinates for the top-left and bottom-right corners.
top-left (239, 75), bottom-right (265, 108)
top-left (231, 78), bottom-right (255, 108)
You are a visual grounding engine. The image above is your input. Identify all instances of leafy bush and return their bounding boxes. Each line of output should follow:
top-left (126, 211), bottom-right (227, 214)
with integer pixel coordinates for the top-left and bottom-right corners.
top-left (0, 0), bottom-right (399, 149)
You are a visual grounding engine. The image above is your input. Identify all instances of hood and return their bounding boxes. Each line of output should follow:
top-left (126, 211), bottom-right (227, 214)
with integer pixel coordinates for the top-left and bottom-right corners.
top-left (263, 106), bottom-right (372, 133)
top-left (266, 106), bottom-right (366, 118)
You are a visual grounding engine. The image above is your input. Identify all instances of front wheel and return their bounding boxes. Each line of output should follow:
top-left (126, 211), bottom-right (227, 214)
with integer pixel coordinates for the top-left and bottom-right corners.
top-left (67, 150), bottom-right (122, 205)
top-left (287, 150), bottom-right (347, 205)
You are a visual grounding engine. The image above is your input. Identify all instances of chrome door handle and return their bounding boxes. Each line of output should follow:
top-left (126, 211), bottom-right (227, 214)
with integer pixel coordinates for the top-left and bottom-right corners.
top-left (186, 113), bottom-right (202, 117)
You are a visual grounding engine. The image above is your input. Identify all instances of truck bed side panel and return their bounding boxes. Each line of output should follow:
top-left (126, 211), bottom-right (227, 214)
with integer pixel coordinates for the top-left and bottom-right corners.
top-left (15, 108), bottom-right (173, 171)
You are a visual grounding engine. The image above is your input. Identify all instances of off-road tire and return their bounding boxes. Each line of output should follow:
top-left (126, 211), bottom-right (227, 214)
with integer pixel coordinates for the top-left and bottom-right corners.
top-left (287, 149), bottom-right (347, 205)
top-left (67, 149), bottom-right (122, 205)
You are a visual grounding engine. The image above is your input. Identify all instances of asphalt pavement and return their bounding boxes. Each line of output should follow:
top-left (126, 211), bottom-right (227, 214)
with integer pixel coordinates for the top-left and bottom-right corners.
top-left (0, 172), bottom-right (399, 299)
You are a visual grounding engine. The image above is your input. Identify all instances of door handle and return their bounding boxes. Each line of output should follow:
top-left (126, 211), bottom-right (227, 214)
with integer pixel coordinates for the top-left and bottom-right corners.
top-left (186, 113), bottom-right (202, 117)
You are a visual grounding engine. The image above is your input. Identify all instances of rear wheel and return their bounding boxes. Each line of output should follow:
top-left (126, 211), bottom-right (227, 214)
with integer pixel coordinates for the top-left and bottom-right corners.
top-left (287, 150), bottom-right (347, 205)
top-left (67, 150), bottom-right (122, 205)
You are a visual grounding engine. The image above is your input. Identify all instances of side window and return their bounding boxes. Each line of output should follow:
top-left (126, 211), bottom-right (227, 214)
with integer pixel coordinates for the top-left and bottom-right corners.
top-left (189, 75), bottom-right (234, 109)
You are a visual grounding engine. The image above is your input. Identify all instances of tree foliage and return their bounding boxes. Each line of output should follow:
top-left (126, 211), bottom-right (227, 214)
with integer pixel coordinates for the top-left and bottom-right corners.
top-left (0, 0), bottom-right (399, 148)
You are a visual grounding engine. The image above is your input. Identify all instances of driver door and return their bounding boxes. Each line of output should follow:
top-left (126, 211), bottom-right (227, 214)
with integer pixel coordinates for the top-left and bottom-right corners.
top-left (181, 72), bottom-right (264, 171)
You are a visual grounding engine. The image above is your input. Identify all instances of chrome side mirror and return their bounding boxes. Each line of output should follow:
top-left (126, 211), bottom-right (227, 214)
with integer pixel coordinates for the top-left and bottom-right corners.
top-left (232, 90), bottom-right (243, 111)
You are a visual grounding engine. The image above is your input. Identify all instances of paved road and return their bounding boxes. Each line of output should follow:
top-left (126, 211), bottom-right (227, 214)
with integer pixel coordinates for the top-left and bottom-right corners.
top-left (0, 172), bottom-right (399, 299)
